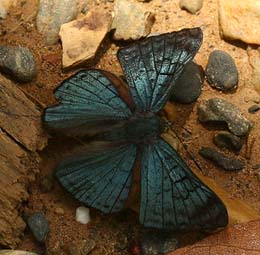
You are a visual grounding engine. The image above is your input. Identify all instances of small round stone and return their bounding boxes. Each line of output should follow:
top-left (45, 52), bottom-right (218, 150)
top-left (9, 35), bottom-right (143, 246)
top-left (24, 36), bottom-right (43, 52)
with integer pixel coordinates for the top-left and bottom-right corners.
top-left (213, 131), bottom-right (243, 152)
top-left (27, 212), bottom-right (49, 243)
top-left (179, 0), bottom-right (203, 14)
top-left (170, 61), bottom-right (204, 104)
top-left (75, 206), bottom-right (90, 224)
top-left (54, 207), bottom-right (65, 215)
top-left (199, 147), bottom-right (245, 171)
top-left (205, 50), bottom-right (238, 91)
top-left (0, 46), bottom-right (37, 82)
top-left (248, 104), bottom-right (260, 114)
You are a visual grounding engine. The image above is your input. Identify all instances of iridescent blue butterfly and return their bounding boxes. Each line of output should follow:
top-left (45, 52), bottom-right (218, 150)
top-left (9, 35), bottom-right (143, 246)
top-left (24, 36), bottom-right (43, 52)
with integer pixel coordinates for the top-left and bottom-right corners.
top-left (44, 28), bottom-right (228, 231)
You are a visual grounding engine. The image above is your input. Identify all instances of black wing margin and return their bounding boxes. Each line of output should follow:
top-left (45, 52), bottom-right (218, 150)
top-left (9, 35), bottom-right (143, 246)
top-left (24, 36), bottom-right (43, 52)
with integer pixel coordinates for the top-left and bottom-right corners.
top-left (139, 138), bottom-right (228, 231)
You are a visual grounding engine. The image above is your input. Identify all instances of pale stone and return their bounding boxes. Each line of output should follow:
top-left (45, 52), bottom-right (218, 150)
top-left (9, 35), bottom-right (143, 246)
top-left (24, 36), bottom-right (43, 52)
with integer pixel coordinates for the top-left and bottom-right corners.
top-left (179, 0), bottom-right (203, 14)
top-left (0, 251), bottom-right (38, 255)
top-left (0, 0), bottom-right (17, 19)
top-left (36, 0), bottom-right (78, 45)
top-left (248, 48), bottom-right (260, 95)
top-left (112, 0), bottom-right (155, 40)
top-left (75, 206), bottom-right (90, 224)
top-left (59, 10), bottom-right (112, 68)
top-left (219, 0), bottom-right (260, 45)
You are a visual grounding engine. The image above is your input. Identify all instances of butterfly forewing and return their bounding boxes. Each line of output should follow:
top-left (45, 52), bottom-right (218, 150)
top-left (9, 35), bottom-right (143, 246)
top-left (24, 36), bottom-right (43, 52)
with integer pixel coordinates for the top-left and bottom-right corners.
top-left (44, 70), bottom-right (132, 134)
top-left (118, 27), bottom-right (203, 113)
top-left (140, 138), bottom-right (228, 231)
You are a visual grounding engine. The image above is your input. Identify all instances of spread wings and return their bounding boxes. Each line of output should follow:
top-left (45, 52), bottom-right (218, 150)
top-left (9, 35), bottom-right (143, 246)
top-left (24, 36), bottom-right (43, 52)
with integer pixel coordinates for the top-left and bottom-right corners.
top-left (118, 27), bottom-right (203, 113)
top-left (43, 70), bottom-right (132, 134)
top-left (56, 144), bottom-right (137, 213)
top-left (140, 138), bottom-right (228, 231)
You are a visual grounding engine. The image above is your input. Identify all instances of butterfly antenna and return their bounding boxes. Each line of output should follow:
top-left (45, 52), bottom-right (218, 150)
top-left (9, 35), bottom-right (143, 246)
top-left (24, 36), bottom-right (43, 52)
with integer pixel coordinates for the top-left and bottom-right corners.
top-left (168, 124), bottom-right (205, 173)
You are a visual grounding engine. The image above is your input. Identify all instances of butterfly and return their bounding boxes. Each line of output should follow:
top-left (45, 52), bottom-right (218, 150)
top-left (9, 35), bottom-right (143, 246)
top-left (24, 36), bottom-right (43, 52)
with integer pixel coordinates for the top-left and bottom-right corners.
top-left (43, 27), bottom-right (228, 231)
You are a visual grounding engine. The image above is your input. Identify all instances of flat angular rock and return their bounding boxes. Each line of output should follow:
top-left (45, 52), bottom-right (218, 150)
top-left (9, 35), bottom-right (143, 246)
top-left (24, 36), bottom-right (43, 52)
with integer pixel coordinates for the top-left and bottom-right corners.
top-left (0, 46), bottom-right (37, 82)
top-left (179, 0), bottom-right (203, 14)
top-left (36, 0), bottom-right (78, 45)
top-left (0, 75), bottom-right (47, 151)
top-left (112, 0), bottom-right (155, 40)
top-left (198, 98), bottom-right (252, 136)
top-left (219, 0), bottom-right (260, 45)
top-left (206, 50), bottom-right (238, 91)
top-left (0, 251), bottom-right (38, 255)
top-left (60, 10), bottom-right (112, 68)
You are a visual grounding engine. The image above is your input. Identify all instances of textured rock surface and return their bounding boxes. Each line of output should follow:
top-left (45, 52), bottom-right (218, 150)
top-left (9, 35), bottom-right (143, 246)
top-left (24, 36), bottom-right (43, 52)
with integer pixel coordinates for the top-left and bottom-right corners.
top-left (179, 0), bottom-right (203, 14)
top-left (59, 10), bottom-right (112, 68)
top-left (198, 98), bottom-right (252, 136)
top-left (112, 0), bottom-right (155, 40)
top-left (170, 61), bottom-right (204, 103)
top-left (248, 47), bottom-right (260, 96)
top-left (0, 46), bottom-right (37, 82)
top-left (0, 75), bottom-right (47, 151)
top-left (213, 131), bottom-right (243, 152)
top-left (0, 251), bottom-right (38, 255)
top-left (27, 212), bottom-right (49, 243)
top-left (199, 147), bottom-right (245, 171)
top-left (0, 75), bottom-right (47, 247)
top-left (205, 50), bottom-right (238, 91)
top-left (36, 0), bottom-right (78, 45)
top-left (219, 0), bottom-right (260, 45)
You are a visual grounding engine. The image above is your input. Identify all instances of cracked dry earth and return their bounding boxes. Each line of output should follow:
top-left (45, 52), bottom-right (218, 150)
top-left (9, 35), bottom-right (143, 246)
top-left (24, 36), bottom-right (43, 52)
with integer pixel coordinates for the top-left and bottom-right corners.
top-left (0, 0), bottom-right (260, 254)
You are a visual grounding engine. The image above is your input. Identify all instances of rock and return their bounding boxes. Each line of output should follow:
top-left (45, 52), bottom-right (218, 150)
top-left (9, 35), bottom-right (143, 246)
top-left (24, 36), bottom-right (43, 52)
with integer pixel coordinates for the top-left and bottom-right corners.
top-left (75, 206), bottom-right (90, 224)
top-left (179, 0), bottom-right (203, 14)
top-left (248, 48), bottom-right (260, 95)
top-left (0, 46), bottom-right (37, 83)
top-left (68, 239), bottom-right (96, 255)
top-left (170, 61), bottom-right (204, 104)
top-left (27, 212), bottom-right (49, 243)
top-left (248, 104), bottom-right (260, 114)
top-left (141, 229), bottom-right (178, 255)
top-left (205, 50), bottom-right (238, 91)
top-left (198, 98), bottom-right (252, 136)
top-left (213, 131), bottom-right (243, 152)
top-left (0, 75), bottom-right (47, 151)
top-left (199, 147), bottom-right (245, 171)
top-left (54, 207), bottom-right (64, 215)
top-left (40, 175), bottom-right (54, 192)
top-left (36, 0), bottom-right (78, 45)
top-left (111, 0), bottom-right (155, 40)
top-left (0, 75), bottom-right (44, 247)
top-left (0, 0), bottom-right (17, 19)
top-left (59, 10), bottom-right (112, 68)
top-left (219, 0), bottom-right (260, 45)
top-left (0, 251), bottom-right (38, 255)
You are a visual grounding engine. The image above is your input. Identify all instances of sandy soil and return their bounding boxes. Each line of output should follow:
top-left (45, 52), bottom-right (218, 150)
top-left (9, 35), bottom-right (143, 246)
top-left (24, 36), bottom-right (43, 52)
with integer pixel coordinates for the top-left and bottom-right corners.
top-left (0, 0), bottom-right (260, 254)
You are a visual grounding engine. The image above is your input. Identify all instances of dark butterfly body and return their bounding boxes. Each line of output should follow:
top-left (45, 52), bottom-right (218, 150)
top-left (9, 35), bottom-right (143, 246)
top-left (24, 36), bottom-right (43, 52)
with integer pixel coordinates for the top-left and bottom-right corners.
top-left (44, 28), bottom-right (228, 231)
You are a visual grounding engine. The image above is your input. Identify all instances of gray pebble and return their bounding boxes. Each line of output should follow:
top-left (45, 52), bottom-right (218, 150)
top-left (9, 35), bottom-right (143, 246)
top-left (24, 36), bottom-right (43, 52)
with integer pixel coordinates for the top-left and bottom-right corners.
top-left (0, 46), bottom-right (37, 82)
top-left (199, 147), bottom-right (245, 171)
top-left (248, 104), bottom-right (260, 114)
top-left (205, 50), bottom-right (238, 91)
top-left (170, 61), bottom-right (204, 104)
top-left (213, 131), bottom-right (243, 152)
top-left (141, 229), bottom-right (178, 255)
top-left (27, 212), bottom-right (49, 243)
top-left (179, 0), bottom-right (203, 14)
top-left (198, 98), bottom-right (252, 136)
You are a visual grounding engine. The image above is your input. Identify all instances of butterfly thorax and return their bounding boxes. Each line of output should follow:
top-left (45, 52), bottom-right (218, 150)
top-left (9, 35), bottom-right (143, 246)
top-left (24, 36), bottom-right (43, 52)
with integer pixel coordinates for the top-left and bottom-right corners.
top-left (101, 113), bottom-right (164, 144)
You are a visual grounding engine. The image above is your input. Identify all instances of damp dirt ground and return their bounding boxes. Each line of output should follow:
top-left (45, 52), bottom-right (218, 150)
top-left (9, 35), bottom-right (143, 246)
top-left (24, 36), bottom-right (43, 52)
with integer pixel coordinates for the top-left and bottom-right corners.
top-left (1, 0), bottom-right (260, 254)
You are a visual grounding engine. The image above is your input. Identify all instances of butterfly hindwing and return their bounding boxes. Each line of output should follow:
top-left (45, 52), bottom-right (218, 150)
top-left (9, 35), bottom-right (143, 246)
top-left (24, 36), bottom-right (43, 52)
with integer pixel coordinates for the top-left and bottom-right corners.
top-left (44, 70), bottom-right (132, 133)
top-left (56, 143), bottom-right (137, 213)
top-left (140, 138), bottom-right (228, 231)
top-left (118, 27), bottom-right (203, 113)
